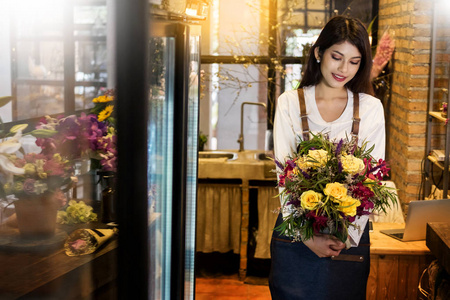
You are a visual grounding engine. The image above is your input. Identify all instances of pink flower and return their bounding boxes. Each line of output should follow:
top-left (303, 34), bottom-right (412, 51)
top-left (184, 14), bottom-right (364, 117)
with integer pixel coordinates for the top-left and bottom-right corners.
top-left (69, 239), bottom-right (87, 251)
top-left (23, 178), bottom-right (36, 195)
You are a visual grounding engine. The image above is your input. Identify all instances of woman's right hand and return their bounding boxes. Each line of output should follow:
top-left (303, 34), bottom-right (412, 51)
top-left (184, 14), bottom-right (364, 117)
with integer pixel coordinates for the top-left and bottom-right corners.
top-left (303, 234), bottom-right (346, 258)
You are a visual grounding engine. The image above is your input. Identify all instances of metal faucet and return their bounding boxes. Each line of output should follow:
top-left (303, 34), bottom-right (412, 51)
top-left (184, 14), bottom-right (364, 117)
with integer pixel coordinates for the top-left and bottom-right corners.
top-left (237, 102), bottom-right (267, 152)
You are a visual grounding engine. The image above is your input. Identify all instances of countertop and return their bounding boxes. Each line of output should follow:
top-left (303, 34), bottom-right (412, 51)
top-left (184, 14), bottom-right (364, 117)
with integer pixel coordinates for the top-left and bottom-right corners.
top-left (370, 222), bottom-right (430, 255)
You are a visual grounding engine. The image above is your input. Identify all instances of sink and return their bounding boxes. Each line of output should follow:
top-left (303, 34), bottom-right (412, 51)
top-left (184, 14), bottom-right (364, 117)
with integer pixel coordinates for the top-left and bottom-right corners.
top-left (198, 151), bottom-right (238, 160)
top-left (255, 152), bottom-right (272, 161)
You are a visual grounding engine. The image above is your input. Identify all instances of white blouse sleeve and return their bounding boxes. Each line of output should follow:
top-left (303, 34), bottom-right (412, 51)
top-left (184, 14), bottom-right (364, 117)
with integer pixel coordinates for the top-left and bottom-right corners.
top-left (359, 96), bottom-right (386, 161)
top-left (273, 92), bottom-right (299, 165)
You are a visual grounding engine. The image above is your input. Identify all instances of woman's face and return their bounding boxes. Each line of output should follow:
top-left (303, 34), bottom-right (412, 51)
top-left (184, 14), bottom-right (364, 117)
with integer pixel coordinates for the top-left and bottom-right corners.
top-left (315, 41), bottom-right (362, 89)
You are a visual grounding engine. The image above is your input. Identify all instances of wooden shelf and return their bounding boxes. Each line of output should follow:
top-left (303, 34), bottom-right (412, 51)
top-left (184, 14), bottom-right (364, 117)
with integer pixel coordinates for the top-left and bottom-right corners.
top-left (427, 155), bottom-right (450, 171)
top-left (426, 222), bottom-right (450, 274)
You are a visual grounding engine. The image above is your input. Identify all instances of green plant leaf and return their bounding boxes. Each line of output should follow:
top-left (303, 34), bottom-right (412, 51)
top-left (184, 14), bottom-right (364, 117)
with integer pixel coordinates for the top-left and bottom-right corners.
top-left (367, 15), bottom-right (377, 35)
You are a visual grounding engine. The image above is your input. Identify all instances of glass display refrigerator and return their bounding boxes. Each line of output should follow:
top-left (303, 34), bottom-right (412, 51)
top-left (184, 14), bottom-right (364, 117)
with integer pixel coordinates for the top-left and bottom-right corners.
top-left (147, 17), bottom-right (201, 300)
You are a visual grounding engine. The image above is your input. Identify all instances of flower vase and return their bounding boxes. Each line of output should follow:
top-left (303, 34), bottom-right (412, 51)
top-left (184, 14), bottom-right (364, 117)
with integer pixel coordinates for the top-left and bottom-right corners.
top-left (99, 172), bottom-right (117, 224)
top-left (14, 193), bottom-right (58, 239)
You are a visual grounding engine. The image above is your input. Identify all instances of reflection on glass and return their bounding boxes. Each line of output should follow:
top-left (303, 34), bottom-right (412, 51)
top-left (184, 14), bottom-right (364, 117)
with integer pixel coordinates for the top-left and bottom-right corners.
top-left (16, 84), bottom-right (64, 119)
top-left (148, 36), bottom-right (175, 300)
top-left (184, 32), bottom-right (200, 300)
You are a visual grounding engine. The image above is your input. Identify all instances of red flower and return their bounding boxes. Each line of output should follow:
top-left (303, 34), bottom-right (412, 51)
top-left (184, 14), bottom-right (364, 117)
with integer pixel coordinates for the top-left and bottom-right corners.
top-left (306, 211), bottom-right (329, 234)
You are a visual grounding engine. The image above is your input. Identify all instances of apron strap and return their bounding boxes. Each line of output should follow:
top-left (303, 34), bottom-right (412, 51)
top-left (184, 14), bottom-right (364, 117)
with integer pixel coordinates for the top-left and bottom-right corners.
top-left (351, 92), bottom-right (360, 141)
top-left (297, 88), bottom-right (310, 141)
top-left (297, 89), bottom-right (360, 142)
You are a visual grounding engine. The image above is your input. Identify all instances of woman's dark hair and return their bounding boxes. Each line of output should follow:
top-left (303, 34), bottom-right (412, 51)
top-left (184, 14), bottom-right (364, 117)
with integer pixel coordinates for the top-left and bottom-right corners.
top-left (299, 16), bottom-right (374, 95)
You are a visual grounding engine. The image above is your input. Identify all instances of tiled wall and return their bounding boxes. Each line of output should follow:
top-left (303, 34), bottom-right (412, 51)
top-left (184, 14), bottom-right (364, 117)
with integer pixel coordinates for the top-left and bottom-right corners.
top-left (378, 0), bottom-right (450, 208)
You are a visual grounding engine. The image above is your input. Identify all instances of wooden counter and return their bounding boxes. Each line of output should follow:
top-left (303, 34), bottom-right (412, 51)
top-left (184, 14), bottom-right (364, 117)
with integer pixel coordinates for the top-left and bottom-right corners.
top-left (0, 228), bottom-right (118, 299)
top-left (367, 222), bottom-right (433, 300)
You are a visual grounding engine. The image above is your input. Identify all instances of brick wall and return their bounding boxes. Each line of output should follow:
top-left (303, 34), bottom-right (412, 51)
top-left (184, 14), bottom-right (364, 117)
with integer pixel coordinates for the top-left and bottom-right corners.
top-left (378, 0), bottom-right (450, 210)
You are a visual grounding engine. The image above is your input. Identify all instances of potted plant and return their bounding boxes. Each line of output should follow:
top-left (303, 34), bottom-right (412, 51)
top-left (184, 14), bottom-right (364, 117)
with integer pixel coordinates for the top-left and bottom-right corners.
top-left (5, 153), bottom-right (73, 239)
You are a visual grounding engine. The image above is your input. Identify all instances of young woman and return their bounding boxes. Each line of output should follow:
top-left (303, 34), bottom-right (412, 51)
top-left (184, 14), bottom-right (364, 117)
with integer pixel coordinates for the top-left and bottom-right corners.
top-left (269, 16), bottom-right (386, 299)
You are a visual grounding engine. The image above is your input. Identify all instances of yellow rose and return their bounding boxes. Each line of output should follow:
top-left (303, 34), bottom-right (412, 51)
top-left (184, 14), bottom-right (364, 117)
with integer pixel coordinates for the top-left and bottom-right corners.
top-left (295, 156), bottom-right (309, 170)
top-left (341, 154), bottom-right (365, 174)
top-left (306, 149), bottom-right (329, 168)
top-left (300, 190), bottom-right (323, 210)
top-left (337, 195), bottom-right (361, 216)
top-left (323, 182), bottom-right (348, 200)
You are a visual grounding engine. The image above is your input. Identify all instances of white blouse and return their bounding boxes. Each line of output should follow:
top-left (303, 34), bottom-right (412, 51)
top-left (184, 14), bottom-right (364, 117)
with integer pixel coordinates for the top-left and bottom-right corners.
top-left (273, 85), bottom-right (386, 245)
top-left (273, 85), bottom-right (386, 166)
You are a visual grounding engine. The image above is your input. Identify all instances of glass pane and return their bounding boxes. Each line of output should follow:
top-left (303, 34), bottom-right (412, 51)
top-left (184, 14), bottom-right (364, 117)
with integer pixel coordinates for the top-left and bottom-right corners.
top-left (308, 0), bottom-right (327, 10)
top-left (307, 12), bottom-right (328, 28)
top-left (1, 2), bottom-right (117, 299)
top-left (284, 64), bottom-right (303, 92)
top-left (205, 0), bottom-right (267, 56)
top-left (75, 40), bottom-right (108, 83)
top-left (14, 1), bottom-right (64, 38)
top-left (74, 5), bottom-right (107, 37)
top-left (16, 41), bottom-right (64, 80)
top-left (148, 36), bottom-right (175, 300)
top-left (201, 64), bottom-right (267, 150)
top-left (184, 30), bottom-right (200, 299)
top-left (74, 85), bottom-right (100, 110)
top-left (16, 83), bottom-right (64, 120)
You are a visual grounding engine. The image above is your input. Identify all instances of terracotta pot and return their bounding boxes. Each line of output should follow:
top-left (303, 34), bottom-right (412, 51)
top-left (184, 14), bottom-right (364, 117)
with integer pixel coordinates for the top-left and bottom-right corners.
top-left (14, 194), bottom-right (58, 239)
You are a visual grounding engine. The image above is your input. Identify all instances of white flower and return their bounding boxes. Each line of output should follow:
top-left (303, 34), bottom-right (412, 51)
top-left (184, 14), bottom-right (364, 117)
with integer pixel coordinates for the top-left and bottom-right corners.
top-left (0, 131), bottom-right (25, 181)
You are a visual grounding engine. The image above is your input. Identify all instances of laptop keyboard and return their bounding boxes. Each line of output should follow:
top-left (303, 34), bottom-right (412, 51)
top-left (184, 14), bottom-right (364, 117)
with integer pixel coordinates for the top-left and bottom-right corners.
top-left (391, 232), bottom-right (404, 239)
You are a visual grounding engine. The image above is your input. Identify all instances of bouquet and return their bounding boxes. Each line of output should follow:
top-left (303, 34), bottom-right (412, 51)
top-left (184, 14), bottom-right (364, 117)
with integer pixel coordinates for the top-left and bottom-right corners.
top-left (35, 112), bottom-right (117, 172)
top-left (275, 132), bottom-right (396, 243)
top-left (57, 200), bottom-right (98, 225)
top-left (5, 152), bottom-right (73, 201)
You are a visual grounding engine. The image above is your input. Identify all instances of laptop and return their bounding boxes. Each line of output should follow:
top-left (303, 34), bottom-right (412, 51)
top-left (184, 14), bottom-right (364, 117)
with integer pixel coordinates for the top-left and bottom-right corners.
top-left (380, 199), bottom-right (450, 241)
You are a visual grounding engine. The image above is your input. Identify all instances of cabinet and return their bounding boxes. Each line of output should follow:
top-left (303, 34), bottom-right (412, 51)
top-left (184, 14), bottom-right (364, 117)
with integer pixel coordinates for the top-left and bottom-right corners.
top-left (423, 1), bottom-right (450, 200)
top-left (10, 0), bottom-right (108, 121)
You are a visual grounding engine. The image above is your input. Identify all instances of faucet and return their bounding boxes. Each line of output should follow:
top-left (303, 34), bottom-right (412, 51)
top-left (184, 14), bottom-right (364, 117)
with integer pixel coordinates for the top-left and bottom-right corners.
top-left (237, 102), bottom-right (267, 152)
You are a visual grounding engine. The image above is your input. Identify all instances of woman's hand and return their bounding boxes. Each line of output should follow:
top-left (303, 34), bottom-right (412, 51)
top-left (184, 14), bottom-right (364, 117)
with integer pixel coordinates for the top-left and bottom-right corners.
top-left (303, 234), bottom-right (346, 258)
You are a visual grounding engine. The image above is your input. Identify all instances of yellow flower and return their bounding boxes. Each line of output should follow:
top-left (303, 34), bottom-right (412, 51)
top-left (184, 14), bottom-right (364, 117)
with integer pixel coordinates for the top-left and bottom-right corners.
top-left (14, 182), bottom-right (23, 192)
top-left (324, 182), bottom-right (348, 200)
top-left (295, 156), bottom-right (309, 170)
top-left (300, 190), bottom-right (323, 210)
top-left (337, 195), bottom-right (361, 216)
top-left (93, 95), bottom-right (114, 103)
top-left (306, 149), bottom-right (329, 168)
top-left (3, 182), bottom-right (12, 194)
top-left (33, 159), bottom-right (47, 179)
top-left (98, 105), bottom-right (114, 122)
top-left (364, 178), bottom-right (377, 191)
top-left (23, 163), bottom-right (36, 175)
top-left (341, 154), bottom-right (365, 174)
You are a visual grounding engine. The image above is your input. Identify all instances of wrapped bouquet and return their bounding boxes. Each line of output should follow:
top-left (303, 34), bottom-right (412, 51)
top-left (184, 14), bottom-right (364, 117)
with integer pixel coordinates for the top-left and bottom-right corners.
top-left (275, 132), bottom-right (396, 245)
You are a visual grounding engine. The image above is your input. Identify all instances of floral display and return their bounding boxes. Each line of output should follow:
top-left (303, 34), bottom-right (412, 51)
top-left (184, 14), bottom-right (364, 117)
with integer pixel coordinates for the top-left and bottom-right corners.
top-left (64, 228), bottom-right (116, 256)
top-left (57, 200), bottom-right (98, 225)
top-left (4, 152), bottom-right (73, 200)
top-left (34, 88), bottom-right (117, 172)
top-left (91, 88), bottom-right (116, 123)
top-left (275, 132), bottom-right (397, 243)
top-left (371, 31), bottom-right (395, 81)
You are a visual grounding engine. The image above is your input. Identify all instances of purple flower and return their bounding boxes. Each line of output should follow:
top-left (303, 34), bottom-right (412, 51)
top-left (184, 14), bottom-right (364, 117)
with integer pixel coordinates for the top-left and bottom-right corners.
top-left (335, 139), bottom-right (343, 155)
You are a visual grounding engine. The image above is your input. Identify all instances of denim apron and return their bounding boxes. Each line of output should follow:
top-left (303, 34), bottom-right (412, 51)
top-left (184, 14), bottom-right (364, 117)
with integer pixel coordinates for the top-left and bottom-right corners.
top-left (268, 213), bottom-right (370, 300)
top-left (268, 89), bottom-right (369, 299)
